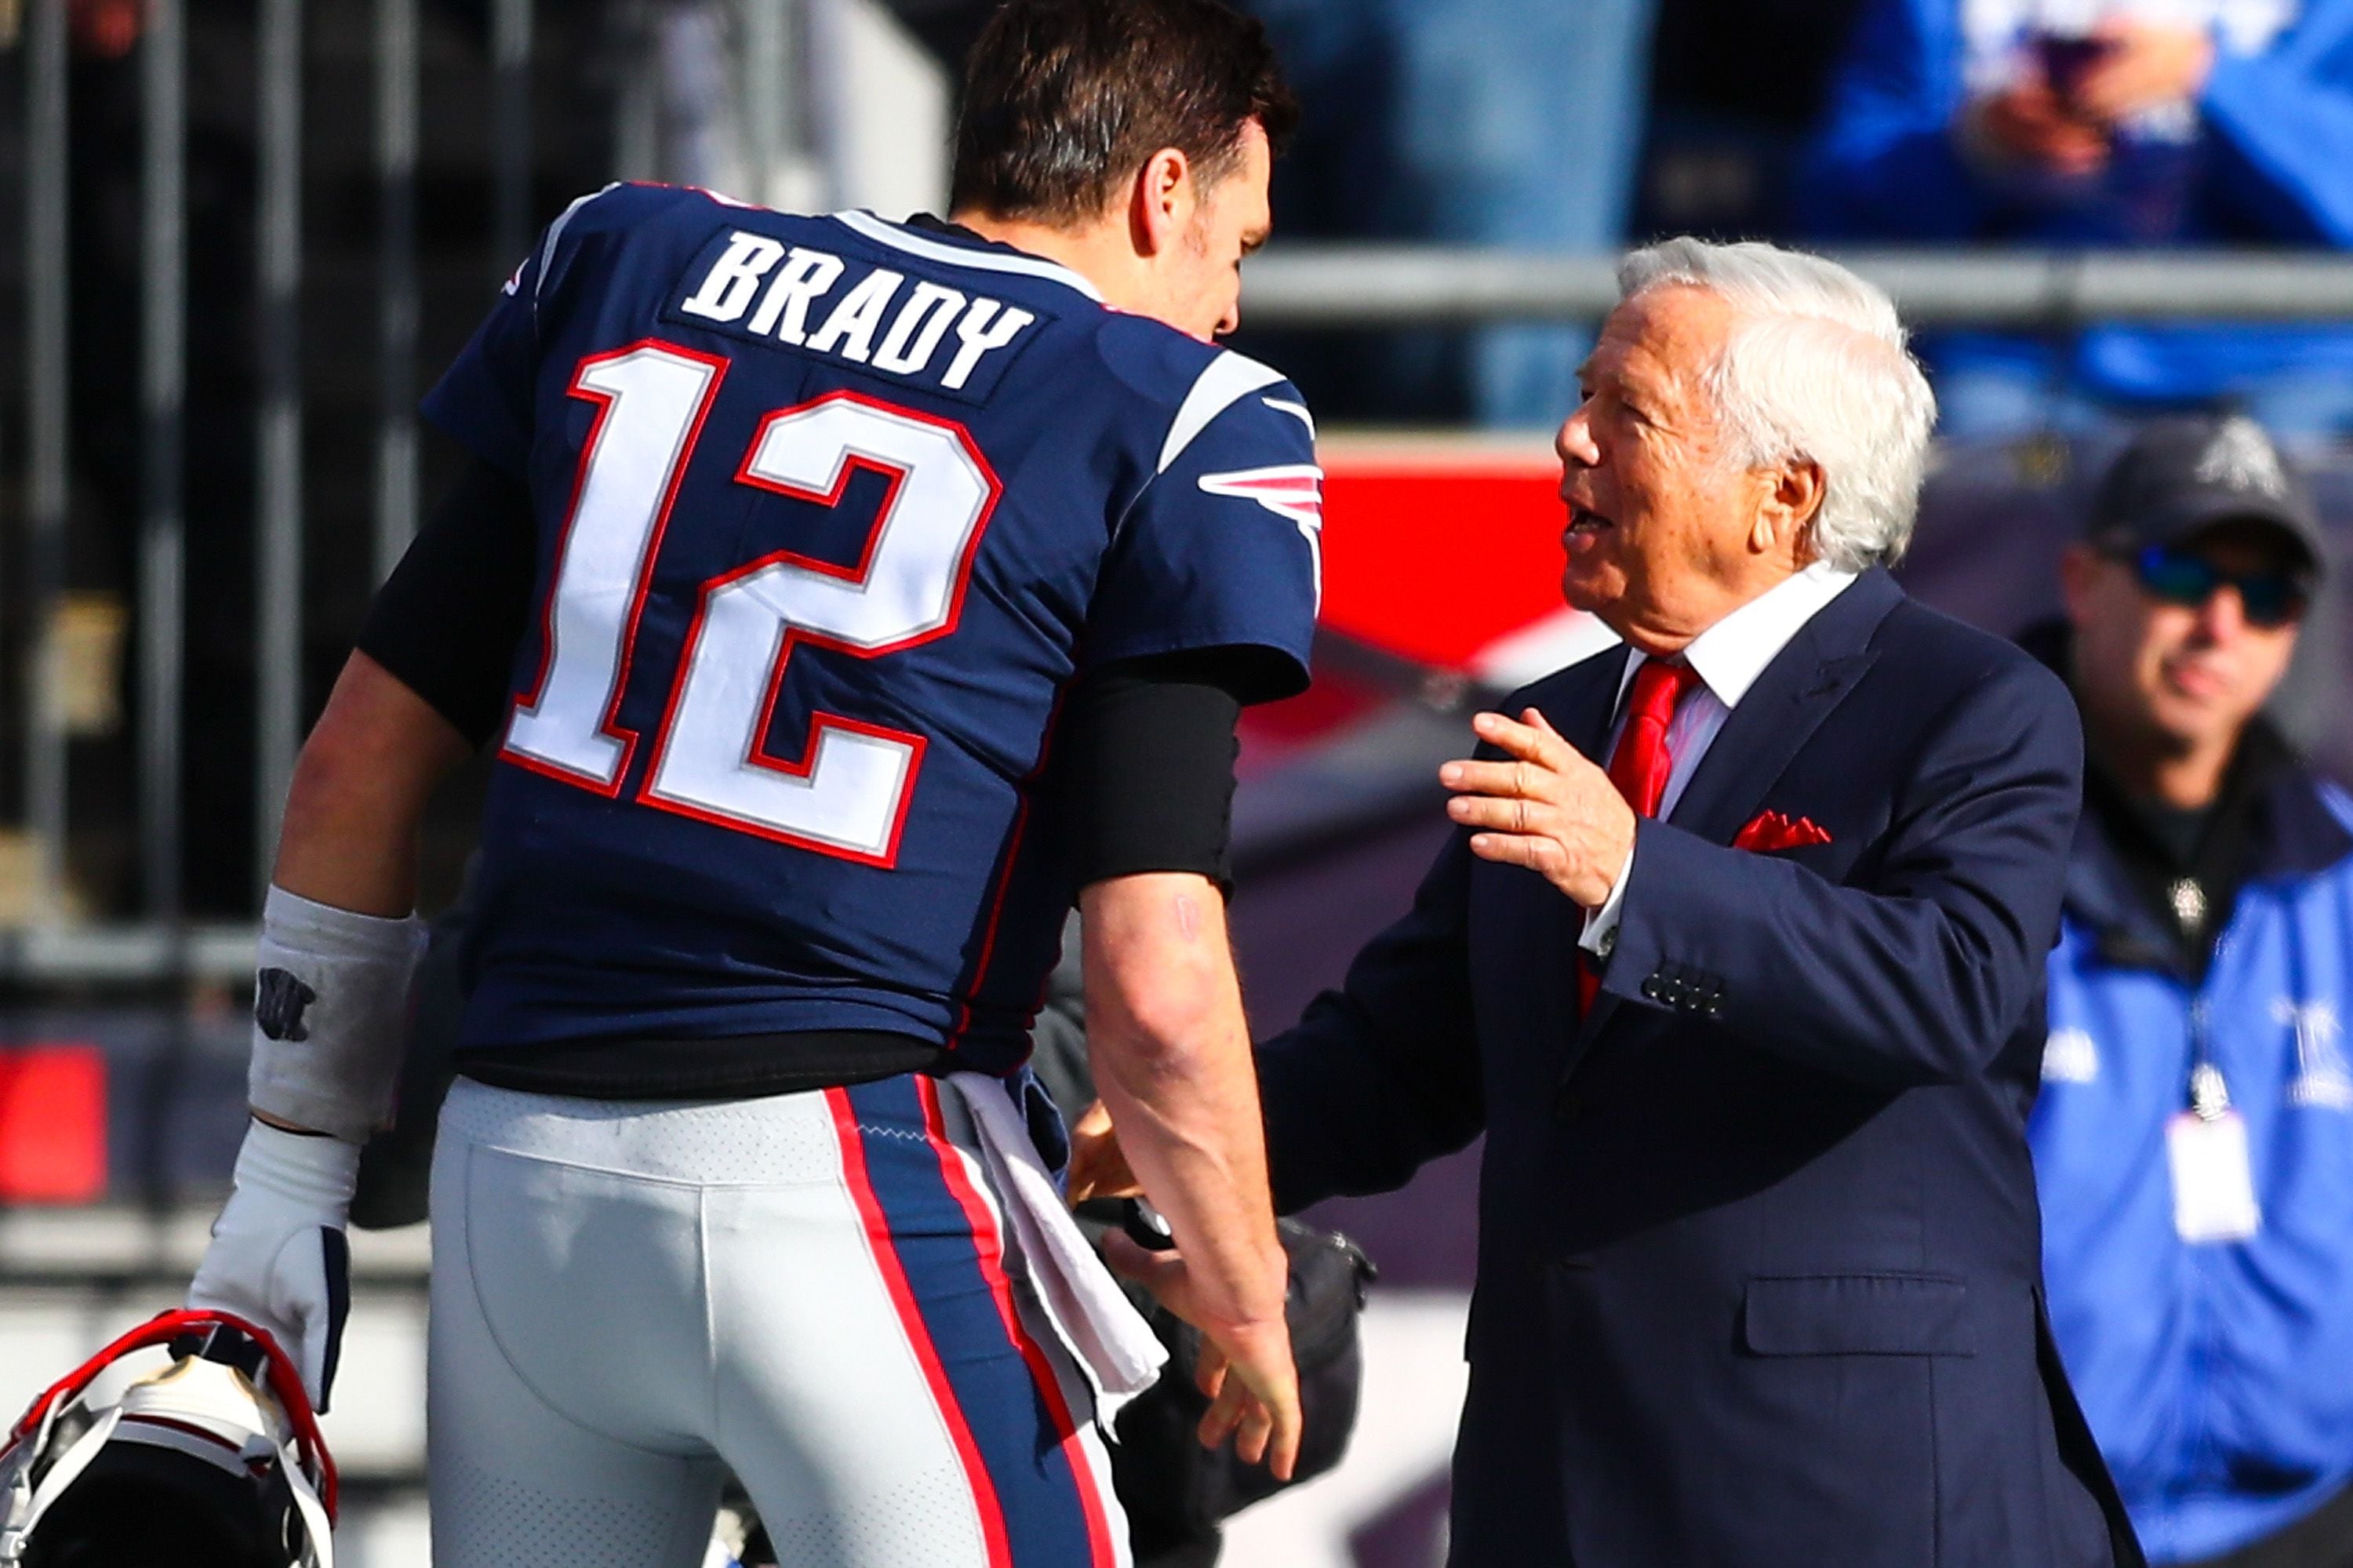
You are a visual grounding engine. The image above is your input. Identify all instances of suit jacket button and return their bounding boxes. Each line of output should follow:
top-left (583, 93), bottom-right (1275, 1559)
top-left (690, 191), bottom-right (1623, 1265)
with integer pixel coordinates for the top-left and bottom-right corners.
top-left (1642, 977), bottom-right (1667, 1002)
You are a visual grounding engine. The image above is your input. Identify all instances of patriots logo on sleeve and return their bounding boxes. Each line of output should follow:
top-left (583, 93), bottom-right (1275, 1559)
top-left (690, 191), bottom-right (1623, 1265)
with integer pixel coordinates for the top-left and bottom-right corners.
top-left (1199, 464), bottom-right (1325, 608)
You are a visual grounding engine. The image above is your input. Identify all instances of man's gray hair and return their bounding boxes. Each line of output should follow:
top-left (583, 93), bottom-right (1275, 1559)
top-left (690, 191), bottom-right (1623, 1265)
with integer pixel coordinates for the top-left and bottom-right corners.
top-left (1617, 238), bottom-right (1937, 572)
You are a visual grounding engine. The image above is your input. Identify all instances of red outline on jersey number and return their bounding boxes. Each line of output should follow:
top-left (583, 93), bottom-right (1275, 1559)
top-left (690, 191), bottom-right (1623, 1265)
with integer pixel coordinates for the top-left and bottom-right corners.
top-left (500, 339), bottom-right (729, 797)
top-left (635, 389), bottom-right (1002, 868)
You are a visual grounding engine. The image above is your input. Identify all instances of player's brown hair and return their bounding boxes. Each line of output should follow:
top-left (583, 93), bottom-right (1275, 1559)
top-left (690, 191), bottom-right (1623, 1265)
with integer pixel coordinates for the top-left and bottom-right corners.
top-left (950, 0), bottom-right (1297, 224)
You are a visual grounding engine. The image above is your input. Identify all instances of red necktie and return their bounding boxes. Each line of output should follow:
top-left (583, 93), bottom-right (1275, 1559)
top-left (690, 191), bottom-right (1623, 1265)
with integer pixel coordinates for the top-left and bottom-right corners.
top-left (1578, 657), bottom-right (1703, 1017)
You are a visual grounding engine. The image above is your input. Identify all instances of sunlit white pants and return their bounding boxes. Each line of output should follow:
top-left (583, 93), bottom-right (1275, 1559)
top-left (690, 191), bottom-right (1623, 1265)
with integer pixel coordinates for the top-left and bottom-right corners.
top-left (426, 1075), bottom-right (1128, 1568)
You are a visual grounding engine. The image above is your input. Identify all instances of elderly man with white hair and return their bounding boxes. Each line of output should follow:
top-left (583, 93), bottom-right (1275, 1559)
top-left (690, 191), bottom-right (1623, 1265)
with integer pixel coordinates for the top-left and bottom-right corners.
top-left (1081, 237), bottom-right (2147, 1566)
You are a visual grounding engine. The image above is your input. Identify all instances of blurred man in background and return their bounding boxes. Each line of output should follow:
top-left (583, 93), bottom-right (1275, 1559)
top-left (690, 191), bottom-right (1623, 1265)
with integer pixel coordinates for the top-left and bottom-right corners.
top-left (1802, 0), bottom-right (2353, 438)
top-left (2031, 416), bottom-right (2353, 1566)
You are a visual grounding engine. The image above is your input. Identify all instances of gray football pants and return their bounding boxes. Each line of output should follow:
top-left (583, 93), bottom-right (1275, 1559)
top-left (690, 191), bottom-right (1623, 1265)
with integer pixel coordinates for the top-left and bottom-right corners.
top-left (426, 1075), bottom-right (1129, 1568)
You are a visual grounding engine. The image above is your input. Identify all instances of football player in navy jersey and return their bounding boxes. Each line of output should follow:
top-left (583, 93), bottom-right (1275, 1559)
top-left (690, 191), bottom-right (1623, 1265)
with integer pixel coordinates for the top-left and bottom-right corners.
top-left (184, 3), bottom-right (1323, 1563)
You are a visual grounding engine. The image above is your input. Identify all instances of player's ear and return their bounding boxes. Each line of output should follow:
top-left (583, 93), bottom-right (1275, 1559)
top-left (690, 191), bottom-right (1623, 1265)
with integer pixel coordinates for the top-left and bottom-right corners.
top-left (1129, 147), bottom-right (1196, 259)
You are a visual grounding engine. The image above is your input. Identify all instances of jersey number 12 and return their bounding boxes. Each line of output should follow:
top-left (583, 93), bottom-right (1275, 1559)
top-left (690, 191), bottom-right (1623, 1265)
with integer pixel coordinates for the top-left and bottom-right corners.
top-left (501, 340), bottom-right (998, 866)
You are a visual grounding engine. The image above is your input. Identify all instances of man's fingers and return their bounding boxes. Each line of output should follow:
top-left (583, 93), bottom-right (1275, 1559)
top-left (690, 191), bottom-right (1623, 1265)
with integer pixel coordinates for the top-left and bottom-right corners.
top-left (1066, 1104), bottom-right (1140, 1204)
top-left (1440, 758), bottom-right (1540, 798)
top-left (1198, 1375), bottom-right (1249, 1450)
top-left (1267, 1395), bottom-right (1304, 1482)
top-left (1448, 795), bottom-right (1558, 835)
top-left (1521, 708), bottom-right (1580, 762)
top-left (1467, 710), bottom-right (1555, 764)
top-left (1064, 1108), bottom-right (1118, 1203)
top-left (1476, 708), bottom-right (1601, 773)
top-left (1235, 1399), bottom-right (1275, 1468)
top-left (1100, 1228), bottom-right (1181, 1295)
top-left (1468, 831), bottom-right (1559, 873)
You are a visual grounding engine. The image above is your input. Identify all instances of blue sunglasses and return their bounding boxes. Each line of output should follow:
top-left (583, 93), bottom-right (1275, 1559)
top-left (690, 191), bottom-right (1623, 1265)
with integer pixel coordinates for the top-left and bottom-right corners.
top-left (2129, 544), bottom-right (2308, 629)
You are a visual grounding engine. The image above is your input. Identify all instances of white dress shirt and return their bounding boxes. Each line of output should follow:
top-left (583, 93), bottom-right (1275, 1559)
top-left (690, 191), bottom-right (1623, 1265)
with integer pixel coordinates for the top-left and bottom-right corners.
top-left (1577, 560), bottom-right (1860, 959)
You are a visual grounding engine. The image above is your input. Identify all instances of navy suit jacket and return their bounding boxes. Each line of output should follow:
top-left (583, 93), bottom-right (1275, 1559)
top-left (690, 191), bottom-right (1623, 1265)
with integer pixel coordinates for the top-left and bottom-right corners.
top-left (1258, 569), bottom-right (2144, 1567)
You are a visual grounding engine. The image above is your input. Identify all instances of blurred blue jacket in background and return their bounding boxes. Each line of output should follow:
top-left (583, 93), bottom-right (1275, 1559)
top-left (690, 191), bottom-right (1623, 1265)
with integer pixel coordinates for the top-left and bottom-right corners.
top-left (1245, 0), bottom-right (1655, 427)
top-left (1801, 0), bottom-right (2353, 435)
top-left (2034, 754), bottom-right (2353, 1562)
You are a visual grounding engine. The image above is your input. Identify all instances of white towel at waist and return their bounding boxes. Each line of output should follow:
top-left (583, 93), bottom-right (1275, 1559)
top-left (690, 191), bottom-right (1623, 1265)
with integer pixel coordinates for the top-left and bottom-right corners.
top-left (943, 1072), bottom-right (1169, 1424)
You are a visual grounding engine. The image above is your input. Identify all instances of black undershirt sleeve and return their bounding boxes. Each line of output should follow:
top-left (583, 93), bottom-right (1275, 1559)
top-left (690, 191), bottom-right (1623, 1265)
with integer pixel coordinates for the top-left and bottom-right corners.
top-left (355, 453), bottom-right (539, 748)
top-left (1054, 651), bottom-right (1251, 891)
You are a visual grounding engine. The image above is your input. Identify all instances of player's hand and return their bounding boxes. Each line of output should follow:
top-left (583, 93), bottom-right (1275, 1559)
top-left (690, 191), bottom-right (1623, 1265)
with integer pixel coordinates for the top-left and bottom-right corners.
top-left (1442, 709), bottom-right (1637, 909)
top-left (187, 1119), bottom-right (358, 1413)
top-left (1961, 80), bottom-right (2110, 175)
top-left (1066, 1101), bottom-right (1142, 1205)
top-left (1102, 1229), bottom-right (1304, 1481)
top-left (2071, 18), bottom-right (2214, 124)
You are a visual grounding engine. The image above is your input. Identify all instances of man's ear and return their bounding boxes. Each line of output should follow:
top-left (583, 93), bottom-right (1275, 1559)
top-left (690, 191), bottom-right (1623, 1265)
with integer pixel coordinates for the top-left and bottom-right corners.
top-left (2057, 542), bottom-right (2101, 626)
top-left (1751, 457), bottom-right (1826, 557)
top-left (1127, 146), bottom-right (1197, 259)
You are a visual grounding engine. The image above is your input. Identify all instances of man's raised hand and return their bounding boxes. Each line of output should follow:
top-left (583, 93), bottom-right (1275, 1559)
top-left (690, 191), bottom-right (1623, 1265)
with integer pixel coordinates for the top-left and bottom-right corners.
top-left (1440, 709), bottom-right (1636, 908)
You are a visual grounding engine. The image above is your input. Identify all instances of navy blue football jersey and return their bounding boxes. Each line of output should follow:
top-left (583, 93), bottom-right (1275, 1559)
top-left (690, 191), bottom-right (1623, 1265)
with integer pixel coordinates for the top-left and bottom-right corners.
top-left (420, 184), bottom-right (1321, 1074)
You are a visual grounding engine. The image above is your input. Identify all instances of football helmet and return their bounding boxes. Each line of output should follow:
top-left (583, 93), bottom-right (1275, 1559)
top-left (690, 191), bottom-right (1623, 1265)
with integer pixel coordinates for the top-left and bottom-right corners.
top-left (0, 1309), bottom-right (337, 1568)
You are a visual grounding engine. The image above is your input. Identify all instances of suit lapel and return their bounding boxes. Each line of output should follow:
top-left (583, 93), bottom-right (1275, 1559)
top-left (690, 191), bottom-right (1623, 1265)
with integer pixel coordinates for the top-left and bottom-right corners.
top-left (1503, 648), bottom-right (1633, 1062)
top-left (1546, 645), bottom-right (1634, 766)
top-left (1564, 569), bottom-right (1904, 1068)
top-left (1665, 568), bottom-right (1900, 847)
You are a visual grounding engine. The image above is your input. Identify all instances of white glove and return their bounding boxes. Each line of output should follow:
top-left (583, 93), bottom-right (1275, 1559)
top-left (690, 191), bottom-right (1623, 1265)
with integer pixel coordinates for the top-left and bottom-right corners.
top-left (187, 1119), bottom-right (359, 1413)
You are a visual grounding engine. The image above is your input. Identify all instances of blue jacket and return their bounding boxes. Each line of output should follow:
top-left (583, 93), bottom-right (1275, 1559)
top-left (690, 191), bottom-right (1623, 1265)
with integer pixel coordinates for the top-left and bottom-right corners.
top-left (2033, 724), bottom-right (2353, 1563)
top-left (1259, 571), bottom-right (2140, 1566)
top-left (1801, 0), bottom-right (2353, 404)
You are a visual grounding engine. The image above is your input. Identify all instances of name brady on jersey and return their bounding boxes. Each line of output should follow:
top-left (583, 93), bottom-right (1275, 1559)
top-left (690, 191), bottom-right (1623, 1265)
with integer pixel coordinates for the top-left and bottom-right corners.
top-left (675, 228), bottom-right (1042, 401)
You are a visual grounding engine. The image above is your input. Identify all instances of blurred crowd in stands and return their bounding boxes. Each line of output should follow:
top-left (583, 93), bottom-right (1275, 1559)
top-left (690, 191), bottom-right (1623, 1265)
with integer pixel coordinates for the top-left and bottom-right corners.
top-left (561, 0), bottom-right (2353, 433)
top-left (1237, 0), bottom-right (2353, 436)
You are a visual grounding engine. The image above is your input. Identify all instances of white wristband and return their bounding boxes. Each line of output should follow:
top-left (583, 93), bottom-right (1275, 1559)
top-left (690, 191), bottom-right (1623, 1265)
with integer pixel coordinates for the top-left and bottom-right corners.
top-left (247, 886), bottom-right (426, 1143)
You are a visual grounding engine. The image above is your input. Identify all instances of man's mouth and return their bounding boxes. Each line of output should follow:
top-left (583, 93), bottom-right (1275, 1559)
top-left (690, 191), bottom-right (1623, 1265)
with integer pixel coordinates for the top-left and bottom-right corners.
top-left (1566, 504), bottom-right (1614, 542)
top-left (2161, 658), bottom-right (2228, 701)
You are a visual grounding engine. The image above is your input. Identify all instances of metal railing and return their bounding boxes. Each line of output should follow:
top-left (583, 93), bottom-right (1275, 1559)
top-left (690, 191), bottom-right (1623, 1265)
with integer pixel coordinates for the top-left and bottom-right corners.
top-left (5, 0), bottom-right (809, 978)
top-left (10, 0), bottom-right (524, 963)
top-left (1238, 246), bottom-right (2353, 327)
top-left (16, 0), bottom-right (2353, 980)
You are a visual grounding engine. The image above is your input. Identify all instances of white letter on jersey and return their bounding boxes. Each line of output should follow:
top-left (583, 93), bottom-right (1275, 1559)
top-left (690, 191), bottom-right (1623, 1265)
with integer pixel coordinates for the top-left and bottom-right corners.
top-left (644, 395), bottom-right (997, 862)
top-left (504, 344), bottom-right (726, 790)
top-left (1200, 464), bottom-right (1326, 611)
top-left (806, 269), bottom-right (905, 363)
top-left (941, 299), bottom-right (1036, 391)
top-left (747, 247), bottom-right (846, 344)
top-left (679, 231), bottom-right (787, 325)
top-left (871, 282), bottom-right (969, 376)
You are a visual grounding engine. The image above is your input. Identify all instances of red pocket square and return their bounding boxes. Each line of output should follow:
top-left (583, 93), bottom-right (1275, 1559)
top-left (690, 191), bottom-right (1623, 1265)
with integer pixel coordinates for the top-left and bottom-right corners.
top-left (1734, 811), bottom-right (1833, 853)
